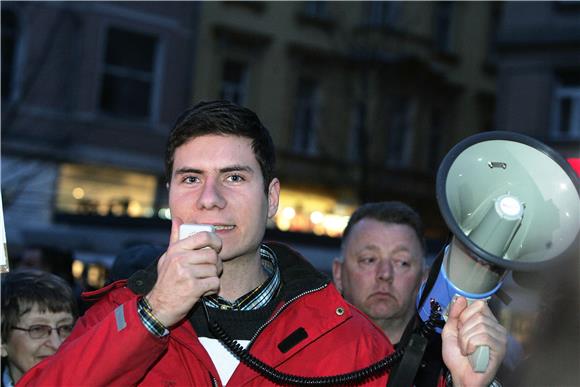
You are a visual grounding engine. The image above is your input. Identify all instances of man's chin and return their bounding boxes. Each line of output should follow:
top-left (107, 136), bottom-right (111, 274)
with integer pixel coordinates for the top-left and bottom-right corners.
top-left (367, 302), bottom-right (399, 319)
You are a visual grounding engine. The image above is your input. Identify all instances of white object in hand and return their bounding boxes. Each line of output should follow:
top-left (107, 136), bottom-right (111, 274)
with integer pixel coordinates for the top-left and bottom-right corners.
top-left (179, 224), bottom-right (215, 240)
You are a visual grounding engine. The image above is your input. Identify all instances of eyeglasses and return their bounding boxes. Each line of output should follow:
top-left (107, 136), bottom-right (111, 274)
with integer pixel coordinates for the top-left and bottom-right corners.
top-left (11, 324), bottom-right (73, 339)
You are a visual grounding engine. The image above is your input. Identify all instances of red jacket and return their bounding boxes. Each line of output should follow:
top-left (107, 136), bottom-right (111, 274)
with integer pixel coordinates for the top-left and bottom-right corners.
top-left (18, 243), bottom-right (442, 386)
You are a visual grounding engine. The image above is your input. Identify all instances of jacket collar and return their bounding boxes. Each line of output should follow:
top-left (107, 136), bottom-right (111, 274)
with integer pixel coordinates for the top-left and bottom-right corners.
top-left (126, 242), bottom-right (330, 298)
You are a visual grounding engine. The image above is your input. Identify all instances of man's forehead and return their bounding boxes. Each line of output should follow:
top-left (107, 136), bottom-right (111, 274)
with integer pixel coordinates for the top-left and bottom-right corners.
top-left (346, 220), bottom-right (423, 252)
top-left (174, 135), bottom-right (258, 164)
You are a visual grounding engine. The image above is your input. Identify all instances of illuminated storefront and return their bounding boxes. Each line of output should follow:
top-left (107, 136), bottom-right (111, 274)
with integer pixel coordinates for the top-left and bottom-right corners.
top-left (55, 164), bottom-right (159, 219)
top-left (55, 164), bottom-right (358, 240)
top-left (273, 187), bottom-right (358, 238)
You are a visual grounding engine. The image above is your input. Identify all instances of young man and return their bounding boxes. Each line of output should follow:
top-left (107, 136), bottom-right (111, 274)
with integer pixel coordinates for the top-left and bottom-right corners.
top-left (18, 101), bottom-right (505, 386)
top-left (1, 269), bottom-right (77, 386)
top-left (333, 201), bottom-right (508, 386)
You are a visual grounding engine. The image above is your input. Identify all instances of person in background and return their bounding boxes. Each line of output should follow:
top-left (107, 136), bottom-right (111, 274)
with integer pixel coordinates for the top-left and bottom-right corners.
top-left (16, 245), bottom-right (84, 314)
top-left (505, 250), bottom-right (580, 386)
top-left (107, 243), bottom-right (164, 284)
top-left (1, 269), bottom-right (77, 386)
top-left (333, 201), bottom-right (508, 386)
top-left (16, 246), bottom-right (75, 287)
top-left (333, 201), bottom-right (428, 346)
top-left (19, 101), bottom-right (505, 386)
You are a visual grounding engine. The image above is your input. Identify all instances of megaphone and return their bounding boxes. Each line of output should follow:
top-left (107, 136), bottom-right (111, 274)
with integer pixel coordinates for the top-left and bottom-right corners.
top-left (417, 131), bottom-right (580, 372)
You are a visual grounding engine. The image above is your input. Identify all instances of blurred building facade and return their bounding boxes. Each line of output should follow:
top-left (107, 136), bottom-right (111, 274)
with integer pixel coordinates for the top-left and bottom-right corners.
top-left (190, 1), bottom-right (500, 244)
top-left (495, 1), bottom-right (580, 159)
top-left (2, 1), bottom-right (200, 270)
top-left (2, 1), bottom-right (499, 273)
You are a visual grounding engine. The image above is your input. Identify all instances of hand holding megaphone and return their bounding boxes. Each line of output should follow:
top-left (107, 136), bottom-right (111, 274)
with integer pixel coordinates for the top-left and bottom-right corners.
top-left (442, 296), bottom-right (507, 383)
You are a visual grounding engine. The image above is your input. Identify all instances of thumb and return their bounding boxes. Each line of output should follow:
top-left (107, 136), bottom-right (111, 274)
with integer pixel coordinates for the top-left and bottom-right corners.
top-left (170, 216), bottom-right (184, 245)
top-left (446, 295), bottom-right (468, 327)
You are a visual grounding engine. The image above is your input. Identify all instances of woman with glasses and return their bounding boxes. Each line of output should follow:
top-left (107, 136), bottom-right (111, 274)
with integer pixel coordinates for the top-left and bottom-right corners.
top-left (1, 269), bottom-right (77, 386)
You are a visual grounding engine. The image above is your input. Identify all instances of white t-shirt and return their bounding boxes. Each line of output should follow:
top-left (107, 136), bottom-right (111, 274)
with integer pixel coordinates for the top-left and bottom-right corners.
top-left (199, 337), bottom-right (250, 385)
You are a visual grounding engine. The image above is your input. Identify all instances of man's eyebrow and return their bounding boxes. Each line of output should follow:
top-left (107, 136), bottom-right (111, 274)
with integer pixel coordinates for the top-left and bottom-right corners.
top-left (219, 165), bottom-right (254, 174)
top-left (173, 165), bottom-right (255, 175)
top-left (174, 167), bottom-right (203, 175)
top-left (355, 244), bottom-right (381, 254)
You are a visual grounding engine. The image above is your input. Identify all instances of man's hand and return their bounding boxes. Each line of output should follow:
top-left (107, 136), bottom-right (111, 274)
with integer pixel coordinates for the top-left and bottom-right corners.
top-left (145, 218), bottom-right (223, 327)
top-left (442, 296), bottom-right (507, 387)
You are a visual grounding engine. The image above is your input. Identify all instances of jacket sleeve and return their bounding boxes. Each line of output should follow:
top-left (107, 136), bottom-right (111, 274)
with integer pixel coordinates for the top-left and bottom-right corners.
top-left (17, 290), bottom-right (168, 386)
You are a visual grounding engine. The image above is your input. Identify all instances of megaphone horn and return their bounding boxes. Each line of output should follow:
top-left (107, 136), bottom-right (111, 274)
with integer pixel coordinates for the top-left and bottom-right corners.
top-left (418, 131), bottom-right (580, 372)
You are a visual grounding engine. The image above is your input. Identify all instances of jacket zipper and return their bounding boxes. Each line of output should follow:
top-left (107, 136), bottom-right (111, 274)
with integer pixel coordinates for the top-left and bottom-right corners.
top-left (248, 283), bottom-right (328, 345)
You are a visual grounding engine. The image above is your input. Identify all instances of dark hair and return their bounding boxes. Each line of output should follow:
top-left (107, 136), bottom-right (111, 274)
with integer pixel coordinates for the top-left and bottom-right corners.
top-left (165, 100), bottom-right (276, 193)
top-left (341, 201), bottom-right (427, 255)
top-left (1, 269), bottom-right (78, 342)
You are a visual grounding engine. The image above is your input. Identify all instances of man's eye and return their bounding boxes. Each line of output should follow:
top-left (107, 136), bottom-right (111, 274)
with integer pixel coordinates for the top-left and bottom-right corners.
top-left (395, 260), bottom-right (410, 268)
top-left (360, 257), bottom-right (376, 265)
top-left (226, 174), bottom-right (245, 183)
top-left (183, 176), bottom-right (199, 184)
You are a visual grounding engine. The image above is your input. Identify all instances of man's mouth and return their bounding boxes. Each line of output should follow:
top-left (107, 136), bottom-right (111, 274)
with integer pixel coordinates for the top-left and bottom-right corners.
top-left (213, 225), bottom-right (235, 231)
top-left (371, 292), bottom-right (395, 300)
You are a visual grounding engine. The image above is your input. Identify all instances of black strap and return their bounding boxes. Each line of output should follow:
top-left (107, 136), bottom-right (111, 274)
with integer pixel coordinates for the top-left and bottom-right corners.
top-left (386, 332), bottom-right (428, 387)
top-left (418, 236), bottom-right (449, 309)
top-left (386, 239), bottom-right (449, 387)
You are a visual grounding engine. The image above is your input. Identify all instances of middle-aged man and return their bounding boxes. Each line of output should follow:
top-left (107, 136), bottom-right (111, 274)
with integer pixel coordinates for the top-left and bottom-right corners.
top-left (18, 101), bottom-right (506, 386)
top-left (333, 201), bottom-right (508, 386)
top-left (333, 201), bottom-right (429, 345)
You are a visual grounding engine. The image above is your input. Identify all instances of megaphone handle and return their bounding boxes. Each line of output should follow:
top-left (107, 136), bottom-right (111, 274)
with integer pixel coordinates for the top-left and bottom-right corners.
top-left (469, 345), bottom-right (490, 373)
top-left (460, 297), bottom-right (491, 373)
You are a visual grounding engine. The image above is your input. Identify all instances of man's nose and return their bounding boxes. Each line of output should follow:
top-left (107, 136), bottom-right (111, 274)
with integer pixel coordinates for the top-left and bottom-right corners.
top-left (376, 259), bottom-right (394, 281)
top-left (197, 177), bottom-right (226, 209)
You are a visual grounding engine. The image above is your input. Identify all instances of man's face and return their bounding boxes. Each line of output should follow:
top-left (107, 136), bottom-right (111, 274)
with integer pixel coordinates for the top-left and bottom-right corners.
top-left (333, 219), bottom-right (425, 325)
top-left (169, 134), bottom-right (279, 262)
top-left (1, 304), bottom-right (74, 383)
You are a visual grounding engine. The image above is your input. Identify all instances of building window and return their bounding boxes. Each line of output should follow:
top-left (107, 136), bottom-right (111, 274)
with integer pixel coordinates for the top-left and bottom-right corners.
top-left (553, 1), bottom-right (580, 12)
top-left (428, 108), bottom-right (444, 170)
top-left (292, 77), bottom-right (320, 155)
top-left (385, 97), bottom-right (415, 168)
top-left (99, 27), bottom-right (158, 120)
top-left (433, 1), bottom-right (454, 53)
top-left (486, 3), bottom-right (502, 63)
top-left (551, 84), bottom-right (580, 139)
top-left (55, 164), bottom-right (159, 219)
top-left (303, 1), bottom-right (328, 18)
top-left (220, 60), bottom-right (248, 105)
top-left (2, 9), bottom-right (19, 100)
top-left (348, 102), bottom-right (367, 162)
top-left (364, 1), bottom-right (398, 28)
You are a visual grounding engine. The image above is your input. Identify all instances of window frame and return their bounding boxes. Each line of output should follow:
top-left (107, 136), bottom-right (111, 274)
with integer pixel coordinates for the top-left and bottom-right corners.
top-left (385, 96), bottom-right (416, 168)
top-left (219, 59), bottom-right (249, 106)
top-left (1, 7), bottom-right (25, 102)
top-left (292, 77), bottom-right (321, 155)
top-left (551, 84), bottom-right (580, 140)
top-left (97, 24), bottom-right (161, 122)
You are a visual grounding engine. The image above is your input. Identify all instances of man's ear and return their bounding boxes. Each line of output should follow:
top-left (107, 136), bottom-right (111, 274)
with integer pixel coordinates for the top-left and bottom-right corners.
top-left (332, 258), bottom-right (343, 294)
top-left (267, 178), bottom-right (280, 219)
top-left (1, 340), bottom-right (8, 357)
